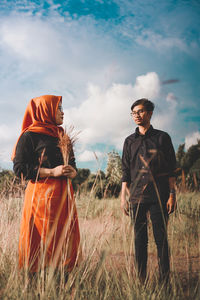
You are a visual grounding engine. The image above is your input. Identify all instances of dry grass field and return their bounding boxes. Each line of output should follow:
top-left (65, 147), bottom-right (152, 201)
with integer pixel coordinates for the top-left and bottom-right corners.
top-left (0, 190), bottom-right (199, 299)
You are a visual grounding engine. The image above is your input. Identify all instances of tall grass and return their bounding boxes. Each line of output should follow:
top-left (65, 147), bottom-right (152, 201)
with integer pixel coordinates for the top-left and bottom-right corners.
top-left (0, 191), bottom-right (199, 299)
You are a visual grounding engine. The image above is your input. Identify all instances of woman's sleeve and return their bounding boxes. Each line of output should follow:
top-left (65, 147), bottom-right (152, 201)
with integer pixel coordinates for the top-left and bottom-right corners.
top-left (68, 148), bottom-right (77, 171)
top-left (13, 133), bottom-right (39, 180)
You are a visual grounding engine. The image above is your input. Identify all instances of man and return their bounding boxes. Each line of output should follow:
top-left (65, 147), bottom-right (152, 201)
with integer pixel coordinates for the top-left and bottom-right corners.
top-left (121, 98), bottom-right (176, 284)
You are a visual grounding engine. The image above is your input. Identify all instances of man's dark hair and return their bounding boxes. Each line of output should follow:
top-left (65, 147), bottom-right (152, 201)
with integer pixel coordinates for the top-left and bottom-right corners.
top-left (131, 98), bottom-right (155, 112)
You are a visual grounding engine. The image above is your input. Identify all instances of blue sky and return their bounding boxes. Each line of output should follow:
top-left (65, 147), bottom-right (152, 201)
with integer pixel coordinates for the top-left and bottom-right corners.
top-left (0, 0), bottom-right (200, 172)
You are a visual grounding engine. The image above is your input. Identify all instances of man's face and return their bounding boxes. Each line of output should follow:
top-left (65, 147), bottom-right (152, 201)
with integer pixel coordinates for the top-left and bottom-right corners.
top-left (131, 104), bottom-right (152, 126)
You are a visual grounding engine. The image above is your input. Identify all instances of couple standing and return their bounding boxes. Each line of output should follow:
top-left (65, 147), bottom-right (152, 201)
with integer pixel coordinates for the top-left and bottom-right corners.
top-left (13, 95), bottom-right (176, 284)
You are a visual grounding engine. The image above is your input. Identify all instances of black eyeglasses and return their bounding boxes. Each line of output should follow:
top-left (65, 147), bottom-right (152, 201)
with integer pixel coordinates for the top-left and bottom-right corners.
top-left (130, 109), bottom-right (146, 116)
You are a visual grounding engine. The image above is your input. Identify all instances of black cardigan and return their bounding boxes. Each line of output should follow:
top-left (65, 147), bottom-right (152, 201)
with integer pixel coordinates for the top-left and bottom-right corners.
top-left (13, 131), bottom-right (76, 181)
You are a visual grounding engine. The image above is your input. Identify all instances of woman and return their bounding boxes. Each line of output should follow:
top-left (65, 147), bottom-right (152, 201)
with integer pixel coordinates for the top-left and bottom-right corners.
top-left (12, 95), bottom-right (80, 275)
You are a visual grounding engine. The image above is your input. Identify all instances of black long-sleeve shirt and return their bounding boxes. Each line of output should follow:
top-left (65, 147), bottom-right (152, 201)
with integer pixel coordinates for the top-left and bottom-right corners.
top-left (121, 125), bottom-right (176, 203)
top-left (13, 131), bottom-right (76, 181)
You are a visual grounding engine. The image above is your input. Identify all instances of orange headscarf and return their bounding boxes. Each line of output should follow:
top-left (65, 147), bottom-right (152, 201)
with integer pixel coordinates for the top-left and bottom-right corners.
top-left (12, 95), bottom-right (63, 160)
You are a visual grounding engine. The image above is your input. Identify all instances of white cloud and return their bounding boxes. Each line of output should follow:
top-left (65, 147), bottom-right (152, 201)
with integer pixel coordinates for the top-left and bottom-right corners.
top-left (0, 5), bottom-right (197, 168)
top-left (134, 72), bottom-right (160, 99)
top-left (0, 124), bottom-right (15, 141)
top-left (0, 12), bottom-right (125, 166)
top-left (0, 12), bottom-right (126, 105)
top-left (165, 92), bottom-right (177, 111)
top-left (0, 124), bottom-right (19, 163)
top-left (185, 131), bottom-right (200, 150)
top-left (64, 72), bottom-right (175, 155)
top-left (150, 91), bottom-right (178, 133)
top-left (135, 30), bottom-right (187, 53)
top-left (0, 15), bottom-right (88, 71)
top-left (77, 150), bottom-right (104, 162)
top-left (166, 93), bottom-right (177, 104)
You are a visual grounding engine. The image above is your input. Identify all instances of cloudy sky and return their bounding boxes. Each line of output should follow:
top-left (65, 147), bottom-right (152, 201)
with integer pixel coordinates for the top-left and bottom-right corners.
top-left (0, 0), bottom-right (200, 171)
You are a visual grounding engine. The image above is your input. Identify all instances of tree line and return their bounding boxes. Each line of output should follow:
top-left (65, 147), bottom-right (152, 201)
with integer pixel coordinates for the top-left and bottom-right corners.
top-left (176, 140), bottom-right (200, 191)
top-left (0, 141), bottom-right (199, 198)
top-left (73, 140), bottom-right (200, 197)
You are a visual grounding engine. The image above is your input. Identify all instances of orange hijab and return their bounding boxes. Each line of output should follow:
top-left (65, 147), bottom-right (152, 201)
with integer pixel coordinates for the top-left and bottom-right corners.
top-left (12, 95), bottom-right (63, 160)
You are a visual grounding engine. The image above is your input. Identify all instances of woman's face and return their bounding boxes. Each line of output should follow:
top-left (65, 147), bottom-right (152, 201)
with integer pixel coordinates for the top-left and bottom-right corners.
top-left (55, 102), bottom-right (64, 125)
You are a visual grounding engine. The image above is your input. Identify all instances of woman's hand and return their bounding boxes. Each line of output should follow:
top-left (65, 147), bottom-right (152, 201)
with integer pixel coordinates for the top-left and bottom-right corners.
top-left (64, 165), bottom-right (77, 179)
top-left (39, 165), bottom-right (77, 179)
top-left (52, 165), bottom-right (77, 179)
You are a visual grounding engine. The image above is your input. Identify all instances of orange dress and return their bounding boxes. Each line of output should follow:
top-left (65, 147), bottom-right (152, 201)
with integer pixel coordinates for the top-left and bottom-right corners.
top-left (19, 177), bottom-right (80, 272)
top-left (12, 95), bottom-right (81, 272)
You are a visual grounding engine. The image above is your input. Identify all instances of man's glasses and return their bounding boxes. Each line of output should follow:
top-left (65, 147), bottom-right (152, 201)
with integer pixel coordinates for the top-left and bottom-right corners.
top-left (130, 109), bottom-right (146, 117)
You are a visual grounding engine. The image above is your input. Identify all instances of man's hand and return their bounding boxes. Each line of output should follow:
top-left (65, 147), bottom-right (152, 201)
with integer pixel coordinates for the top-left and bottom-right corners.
top-left (166, 193), bottom-right (177, 214)
top-left (121, 196), bottom-right (130, 216)
top-left (121, 182), bottom-right (130, 216)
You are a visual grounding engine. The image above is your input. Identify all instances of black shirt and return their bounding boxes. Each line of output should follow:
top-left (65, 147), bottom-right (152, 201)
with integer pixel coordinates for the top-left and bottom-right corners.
top-left (13, 131), bottom-right (76, 181)
top-left (121, 125), bottom-right (176, 203)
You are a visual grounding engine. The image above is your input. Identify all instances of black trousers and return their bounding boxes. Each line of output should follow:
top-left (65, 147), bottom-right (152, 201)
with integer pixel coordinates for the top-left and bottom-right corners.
top-left (130, 201), bottom-right (170, 282)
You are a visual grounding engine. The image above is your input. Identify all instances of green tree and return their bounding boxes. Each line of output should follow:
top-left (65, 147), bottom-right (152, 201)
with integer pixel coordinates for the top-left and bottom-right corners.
top-left (190, 158), bottom-right (200, 176)
top-left (176, 141), bottom-right (200, 190)
top-left (106, 151), bottom-right (122, 183)
top-left (0, 169), bottom-right (18, 196)
top-left (87, 170), bottom-right (106, 199)
top-left (74, 168), bottom-right (91, 185)
top-left (73, 168), bottom-right (91, 191)
top-left (182, 141), bottom-right (200, 174)
top-left (176, 143), bottom-right (185, 168)
top-left (105, 150), bottom-right (122, 197)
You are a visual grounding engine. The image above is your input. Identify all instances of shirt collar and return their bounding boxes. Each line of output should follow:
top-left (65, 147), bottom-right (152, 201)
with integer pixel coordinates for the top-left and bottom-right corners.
top-left (135, 125), bottom-right (154, 137)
